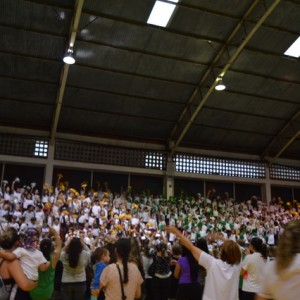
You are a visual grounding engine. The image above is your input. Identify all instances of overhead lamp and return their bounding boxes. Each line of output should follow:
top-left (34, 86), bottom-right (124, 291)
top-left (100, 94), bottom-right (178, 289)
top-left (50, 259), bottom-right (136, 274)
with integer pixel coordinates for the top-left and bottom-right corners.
top-left (215, 77), bottom-right (226, 91)
top-left (284, 36), bottom-right (300, 58)
top-left (63, 48), bottom-right (75, 64)
top-left (147, 0), bottom-right (179, 27)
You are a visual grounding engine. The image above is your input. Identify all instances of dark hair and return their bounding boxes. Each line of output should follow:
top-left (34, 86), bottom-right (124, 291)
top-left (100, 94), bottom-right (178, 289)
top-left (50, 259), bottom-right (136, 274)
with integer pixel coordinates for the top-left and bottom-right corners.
top-left (94, 247), bottom-right (109, 262)
top-left (220, 240), bottom-right (241, 265)
top-left (40, 238), bottom-right (53, 261)
top-left (196, 238), bottom-right (209, 254)
top-left (66, 238), bottom-right (83, 268)
top-left (250, 237), bottom-right (268, 260)
top-left (115, 238), bottom-right (131, 283)
top-left (106, 242), bottom-right (117, 264)
top-left (172, 243), bottom-right (182, 256)
top-left (156, 242), bottom-right (167, 257)
top-left (0, 228), bottom-right (20, 249)
top-left (182, 246), bottom-right (199, 281)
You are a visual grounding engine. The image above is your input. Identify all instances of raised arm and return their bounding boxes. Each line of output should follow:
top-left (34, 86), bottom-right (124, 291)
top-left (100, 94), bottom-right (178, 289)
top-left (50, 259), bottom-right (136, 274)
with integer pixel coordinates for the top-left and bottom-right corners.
top-left (49, 227), bottom-right (62, 269)
top-left (166, 226), bottom-right (202, 262)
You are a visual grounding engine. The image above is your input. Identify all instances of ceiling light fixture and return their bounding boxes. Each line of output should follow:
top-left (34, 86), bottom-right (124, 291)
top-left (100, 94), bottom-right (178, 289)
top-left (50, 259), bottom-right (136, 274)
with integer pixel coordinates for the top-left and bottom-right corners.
top-left (284, 36), bottom-right (300, 58)
top-left (147, 0), bottom-right (179, 27)
top-left (215, 77), bottom-right (226, 91)
top-left (63, 48), bottom-right (75, 64)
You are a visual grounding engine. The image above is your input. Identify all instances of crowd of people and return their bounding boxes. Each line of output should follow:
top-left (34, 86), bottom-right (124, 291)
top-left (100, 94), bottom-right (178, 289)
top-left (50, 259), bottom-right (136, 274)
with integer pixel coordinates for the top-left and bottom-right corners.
top-left (0, 176), bottom-right (299, 300)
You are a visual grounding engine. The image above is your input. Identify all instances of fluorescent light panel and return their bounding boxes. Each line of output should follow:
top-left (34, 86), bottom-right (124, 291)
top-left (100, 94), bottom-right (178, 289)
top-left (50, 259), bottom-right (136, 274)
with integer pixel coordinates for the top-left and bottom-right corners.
top-left (147, 1), bottom-right (178, 27)
top-left (284, 36), bottom-right (300, 58)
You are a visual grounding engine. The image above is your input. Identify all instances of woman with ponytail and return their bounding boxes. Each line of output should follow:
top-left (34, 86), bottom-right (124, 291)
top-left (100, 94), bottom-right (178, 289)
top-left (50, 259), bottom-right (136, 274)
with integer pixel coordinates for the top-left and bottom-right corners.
top-left (100, 238), bottom-right (143, 300)
top-left (151, 242), bottom-right (172, 300)
top-left (60, 235), bottom-right (91, 300)
top-left (240, 237), bottom-right (268, 300)
top-left (257, 220), bottom-right (300, 300)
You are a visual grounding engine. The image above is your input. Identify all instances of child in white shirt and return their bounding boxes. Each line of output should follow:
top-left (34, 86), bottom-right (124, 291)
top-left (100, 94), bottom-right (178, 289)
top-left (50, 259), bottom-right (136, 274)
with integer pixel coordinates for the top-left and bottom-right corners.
top-left (0, 228), bottom-right (49, 281)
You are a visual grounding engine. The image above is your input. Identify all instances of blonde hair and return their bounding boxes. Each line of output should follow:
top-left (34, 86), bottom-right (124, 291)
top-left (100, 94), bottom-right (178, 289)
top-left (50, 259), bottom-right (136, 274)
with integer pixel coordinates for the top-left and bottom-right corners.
top-left (276, 220), bottom-right (300, 273)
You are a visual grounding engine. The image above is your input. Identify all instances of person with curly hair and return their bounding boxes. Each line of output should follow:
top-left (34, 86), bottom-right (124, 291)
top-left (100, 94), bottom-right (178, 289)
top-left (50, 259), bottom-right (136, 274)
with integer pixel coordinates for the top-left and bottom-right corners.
top-left (60, 236), bottom-right (91, 300)
top-left (257, 220), bottom-right (300, 300)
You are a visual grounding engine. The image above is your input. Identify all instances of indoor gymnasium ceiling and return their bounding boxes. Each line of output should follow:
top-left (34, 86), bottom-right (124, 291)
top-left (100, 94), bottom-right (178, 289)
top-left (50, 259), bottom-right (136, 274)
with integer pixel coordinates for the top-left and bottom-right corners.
top-left (1, 0), bottom-right (300, 162)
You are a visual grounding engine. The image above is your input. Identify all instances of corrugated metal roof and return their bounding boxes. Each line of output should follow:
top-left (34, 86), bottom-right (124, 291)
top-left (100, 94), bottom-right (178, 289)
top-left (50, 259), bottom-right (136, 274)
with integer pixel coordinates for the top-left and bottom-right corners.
top-left (1, 0), bottom-right (300, 160)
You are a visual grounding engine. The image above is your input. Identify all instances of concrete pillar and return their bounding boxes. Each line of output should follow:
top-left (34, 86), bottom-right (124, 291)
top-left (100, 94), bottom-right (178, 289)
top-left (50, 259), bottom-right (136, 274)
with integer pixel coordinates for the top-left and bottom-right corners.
top-left (165, 157), bottom-right (175, 199)
top-left (261, 164), bottom-right (272, 205)
top-left (44, 143), bottom-right (55, 186)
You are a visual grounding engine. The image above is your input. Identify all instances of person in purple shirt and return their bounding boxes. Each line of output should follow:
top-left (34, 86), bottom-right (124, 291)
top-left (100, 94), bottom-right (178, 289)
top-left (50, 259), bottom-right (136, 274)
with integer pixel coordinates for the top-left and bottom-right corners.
top-left (174, 245), bottom-right (202, 300)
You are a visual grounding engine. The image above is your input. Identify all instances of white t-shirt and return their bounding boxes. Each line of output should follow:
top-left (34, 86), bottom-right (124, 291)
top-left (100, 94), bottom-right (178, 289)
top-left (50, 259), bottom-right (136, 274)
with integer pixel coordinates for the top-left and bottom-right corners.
top-left (92, 205), bottom-right (101, 218)
top-left (13, 247), bottom-right (48, 281)
top-left (53, 223), bottom-right (60, 234)
top-left (242, 252), bottom-right (266, 293)
top-left (35, 211), bottom-right (45, 226)
top-left (258, 254), bottom-right (300, 300)
top-left (199, 251), bottom-right (241, 300)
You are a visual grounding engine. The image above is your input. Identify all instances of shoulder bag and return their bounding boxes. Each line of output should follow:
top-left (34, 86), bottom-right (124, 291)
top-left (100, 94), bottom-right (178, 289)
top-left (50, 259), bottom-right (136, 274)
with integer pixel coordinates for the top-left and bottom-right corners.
top-left (116, 263), bottom-right (127, 300)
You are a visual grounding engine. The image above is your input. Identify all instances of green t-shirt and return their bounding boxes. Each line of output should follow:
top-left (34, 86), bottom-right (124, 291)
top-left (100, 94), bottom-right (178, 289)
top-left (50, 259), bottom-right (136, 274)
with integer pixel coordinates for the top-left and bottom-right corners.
top-left (30, 256), bottom-right (55, 300)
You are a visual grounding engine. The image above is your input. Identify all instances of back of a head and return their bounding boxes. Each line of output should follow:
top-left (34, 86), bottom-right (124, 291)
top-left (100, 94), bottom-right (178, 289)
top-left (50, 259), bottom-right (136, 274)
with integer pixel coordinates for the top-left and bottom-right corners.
top-left (40, 238), bottom-right (53, 261)
top-left (220, 240), bottom-right (241, 265)
top-left (182, 245), bottom-right (191, 258)
top-left (94, 246), bottom-right (108, 262)
top-left (172, 243), bottom-right (182, 256)
top-left (67, 237), bottom-right (83, 268)
top-left (115, 238), bottom-right (131, 284)
top-left (68, 237), bottom-right (82, 251)
top-left (0, 228), bottom-right (19, 250)
top-left (196, 238), bottom-right (209, 254)
top-left (250, 237), bottom-right (268, 260)
top-left (156, 242), bottom-right (167, 255)
top-left (115, 238), bottom-right (131, 259)
top-left (276, 220), bottom-right (300, 273)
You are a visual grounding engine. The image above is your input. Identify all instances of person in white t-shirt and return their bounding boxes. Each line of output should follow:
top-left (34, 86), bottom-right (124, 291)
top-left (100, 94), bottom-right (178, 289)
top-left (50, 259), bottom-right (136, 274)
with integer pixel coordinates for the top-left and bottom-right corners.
top-left (257, 220), bottom-right (300, 300)
top-left (52, 217), bottom-right (61, 235)
top-left (240, 237), bottom-right (268, 300)
top-left (167, 226), bottom-right (242, 300)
